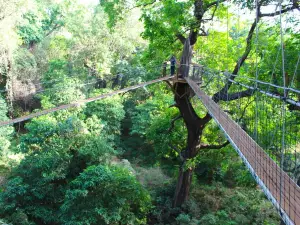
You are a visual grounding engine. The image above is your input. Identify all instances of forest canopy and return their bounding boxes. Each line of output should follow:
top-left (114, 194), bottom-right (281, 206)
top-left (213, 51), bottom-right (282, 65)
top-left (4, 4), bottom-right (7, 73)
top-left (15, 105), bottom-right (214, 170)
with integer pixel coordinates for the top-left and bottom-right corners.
top-left (0, 0), bottom-right (299, 224)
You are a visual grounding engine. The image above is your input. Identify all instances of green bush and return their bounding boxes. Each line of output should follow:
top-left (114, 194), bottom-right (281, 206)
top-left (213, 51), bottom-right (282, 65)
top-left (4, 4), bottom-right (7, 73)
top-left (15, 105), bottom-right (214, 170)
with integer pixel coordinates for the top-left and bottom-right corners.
top-left (0, 116), bottom-right (117, 224)
top-left (60, 165), bottom-right (151, 225)
top-left (85, 91), bottom-right (125, 141)
top-left (0, 96), bottom-right (14, 174)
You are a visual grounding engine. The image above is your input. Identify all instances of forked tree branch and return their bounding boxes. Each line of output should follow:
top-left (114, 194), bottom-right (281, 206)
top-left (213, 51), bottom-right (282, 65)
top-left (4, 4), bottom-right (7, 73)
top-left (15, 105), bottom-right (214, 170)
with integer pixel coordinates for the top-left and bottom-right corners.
top-left (167, 114), bottom-right (183, 133)
top-left (205, 0), bottom-right (226, 9)
top-left (217, 88), bottom-right (255, 101)
top-left (259, 2), bottom-right (299, 17)
top-left (169, 103), bottom-right (178, 108)
top-left (212, 1), bottom-right (298, 102)
top-left (212, 18), bottom-right (259, 102)
top-left (198, 140), bottom-right (230, 150)
top-left (169, 144), bottom-right (184, 161)
top-left (130, 0), bottom-right (157, 10)
top-left (199, 112), bottom-right (212, 126)
top-left (237, 99), bottom-right (254, 122)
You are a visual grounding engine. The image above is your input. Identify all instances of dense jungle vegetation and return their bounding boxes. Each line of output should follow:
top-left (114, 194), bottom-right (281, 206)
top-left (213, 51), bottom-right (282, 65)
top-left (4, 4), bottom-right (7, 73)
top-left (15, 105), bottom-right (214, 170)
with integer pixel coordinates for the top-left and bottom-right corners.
top-left (0, 0), bottom-right (299, 224)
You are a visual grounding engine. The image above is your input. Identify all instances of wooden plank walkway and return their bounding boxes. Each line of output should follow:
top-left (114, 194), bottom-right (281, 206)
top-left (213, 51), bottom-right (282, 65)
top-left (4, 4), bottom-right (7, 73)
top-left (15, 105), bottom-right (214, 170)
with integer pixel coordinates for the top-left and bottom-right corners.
top-left (186, 77), bottom-right (300, 225)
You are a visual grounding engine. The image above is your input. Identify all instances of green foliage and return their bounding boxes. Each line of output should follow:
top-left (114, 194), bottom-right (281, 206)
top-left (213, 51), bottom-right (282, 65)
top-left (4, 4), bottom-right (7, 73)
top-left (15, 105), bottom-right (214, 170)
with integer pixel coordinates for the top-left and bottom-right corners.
top-left (42, 59), bottom-right (69, 84)
top-left (17, 1), bottom-right (66, 45)
top-left (111, 60), bottom-right (148, 86)
top-left (176, 213), bottom-right (192, 224)
top-left (1, 1), bottom-right (297, 225)
top-left (99, 0), bottom-right (132, 28)
top-left (0, 117), bottom-right (118, 224)
top-left (0, 96), bottom-right (14, 173)
top-left (175, 184), bottom-right (280, 225)
top-left (128, 85), bottom-right (187, 163)
top-left (18, 12), bottom-right (44, 44)
top-left (85, 90), bottom-right (126, 140)
top-left (0, 96), bottom-right (13, 155)
top-left (61, 165), bottom-right (151, 225)
top-left (40, 77), bottom-right (85, 106)
top-left (136, 167), bottom-right (171, 192)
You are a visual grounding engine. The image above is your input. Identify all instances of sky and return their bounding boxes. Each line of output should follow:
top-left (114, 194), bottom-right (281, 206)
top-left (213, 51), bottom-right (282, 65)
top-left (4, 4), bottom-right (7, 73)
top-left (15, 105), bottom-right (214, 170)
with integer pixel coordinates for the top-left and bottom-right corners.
top-left (78, 0), bottom-right (99, 6)
top-left (77, 0), bottom-right (299, 32)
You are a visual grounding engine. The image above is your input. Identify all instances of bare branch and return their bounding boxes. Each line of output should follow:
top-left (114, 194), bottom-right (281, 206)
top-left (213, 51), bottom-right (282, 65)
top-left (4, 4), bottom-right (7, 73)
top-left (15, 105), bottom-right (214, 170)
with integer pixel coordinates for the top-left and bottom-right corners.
top-left (45, 23), bottom-right (63, 37)
top-left (205, 0), bottom-right (226, 9)
top-left (199, 140), bottom-right (230, 150)
top-left (259, 3), bottom-right (299, 17)
top-left (164, 80), bottom-right (178, 95)
top-left (176, 28), bottom-right (207, 45)
top-left (130, 0), bottom-right (157, 10)
top-left (176, 34), bottom-right (186, 44)
top-left (217, 88), bottom-right (255, 101)
top-left (164, 80), bottom-right (173, 89)
top-left (212, 18), bottom-right (258, 102)
top-left (169, 103), bottom-right (178, 108)
top-left (199, 28), bottom-right (208, 36)
top-left (169, 144), bottom-right (184, 161)
top-left (237, 99), bottom-right (254, 122)
top-left (212, 1), bottom-right (299, 103)
top-left (167, 115), bottom-right (183, 133)
top-left (199, 112), bottom-right (212, 126)
top-left (202, 1), bottom-right (220, 21)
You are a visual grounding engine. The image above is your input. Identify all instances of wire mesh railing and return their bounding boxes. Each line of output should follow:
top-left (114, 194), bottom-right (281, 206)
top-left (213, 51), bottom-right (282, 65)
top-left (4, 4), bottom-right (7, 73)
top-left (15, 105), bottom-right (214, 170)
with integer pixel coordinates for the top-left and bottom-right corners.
top-left (187, 65), bottom-right (300, 225)
top-left (186, 76), bottom-right (300, 225)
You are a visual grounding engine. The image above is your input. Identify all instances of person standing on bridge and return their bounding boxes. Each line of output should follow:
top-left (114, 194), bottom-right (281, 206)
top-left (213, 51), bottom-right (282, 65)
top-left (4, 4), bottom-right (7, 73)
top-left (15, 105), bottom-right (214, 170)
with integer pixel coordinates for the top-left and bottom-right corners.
top-left (170, 56), bottom-right (176, 76)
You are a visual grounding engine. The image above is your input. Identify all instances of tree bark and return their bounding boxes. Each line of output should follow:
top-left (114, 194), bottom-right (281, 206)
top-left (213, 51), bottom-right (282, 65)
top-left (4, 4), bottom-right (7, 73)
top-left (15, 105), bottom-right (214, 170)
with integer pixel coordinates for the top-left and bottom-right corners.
top-left (173, 166), bottom-right (194, 207)
top-left (173, 82), bottom-right (203, 207)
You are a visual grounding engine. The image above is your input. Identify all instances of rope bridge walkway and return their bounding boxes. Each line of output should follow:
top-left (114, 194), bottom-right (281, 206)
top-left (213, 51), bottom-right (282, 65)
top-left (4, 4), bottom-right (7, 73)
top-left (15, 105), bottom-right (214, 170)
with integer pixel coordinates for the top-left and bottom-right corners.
top-left (0, 76), bottom-right (173, 127)
top-left (1, 62), bottom-right (300, 224)
top-left (186, 77), bottom-right (300, 225)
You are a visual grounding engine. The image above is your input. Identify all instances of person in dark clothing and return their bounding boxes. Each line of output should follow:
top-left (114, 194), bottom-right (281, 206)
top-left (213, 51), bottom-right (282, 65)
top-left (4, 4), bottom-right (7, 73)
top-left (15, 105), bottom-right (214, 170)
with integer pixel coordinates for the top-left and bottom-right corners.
top-left (162, 61), bottom-right (167, 77)
top-left (170, 56), bottom-right (176, 76)
top-left (95, 78), bottom-right (106, 89)
top-left (112, 73), bottom-right (124, 89)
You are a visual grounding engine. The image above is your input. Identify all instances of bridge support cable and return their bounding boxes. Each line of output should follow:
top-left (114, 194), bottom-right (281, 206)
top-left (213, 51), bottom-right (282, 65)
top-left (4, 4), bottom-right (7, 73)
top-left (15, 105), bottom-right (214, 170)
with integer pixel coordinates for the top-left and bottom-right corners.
top-left (201, 66), bottom-right (300, 96)
top-left (210, 71), bottom-right (300, 107)
top-left (186, 77), bottom-right (300, 225)
top-left (0, 76), bottom-right (173, 127)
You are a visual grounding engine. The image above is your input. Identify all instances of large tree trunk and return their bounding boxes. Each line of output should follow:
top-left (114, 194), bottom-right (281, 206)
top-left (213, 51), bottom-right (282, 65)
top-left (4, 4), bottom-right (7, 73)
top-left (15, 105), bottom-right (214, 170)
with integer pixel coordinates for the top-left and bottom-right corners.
top-left (172, 37), bottom-right (205, 207)
top-left (173, 82), bottom-right (203, 207)
top-left (173, 167), bottom-right (194, 207)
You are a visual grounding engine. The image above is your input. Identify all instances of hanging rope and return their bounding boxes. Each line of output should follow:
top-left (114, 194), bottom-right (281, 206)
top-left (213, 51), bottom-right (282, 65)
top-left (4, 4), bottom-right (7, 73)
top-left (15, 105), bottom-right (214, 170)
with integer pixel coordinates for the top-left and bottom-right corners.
top-left (0, 76), bottom-right (173, 127)
top-left (279, 0), bottom-right (287, 211)
top-left (290, 53), bottom-right (300, 89)
top-left (254, 0), bottom-right (260, 172)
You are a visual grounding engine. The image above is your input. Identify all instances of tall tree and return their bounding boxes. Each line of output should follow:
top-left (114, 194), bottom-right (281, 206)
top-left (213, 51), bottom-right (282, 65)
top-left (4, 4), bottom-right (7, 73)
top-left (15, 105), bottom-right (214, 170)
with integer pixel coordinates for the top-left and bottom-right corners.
top-left (122, 0), bottom-right (300, 207)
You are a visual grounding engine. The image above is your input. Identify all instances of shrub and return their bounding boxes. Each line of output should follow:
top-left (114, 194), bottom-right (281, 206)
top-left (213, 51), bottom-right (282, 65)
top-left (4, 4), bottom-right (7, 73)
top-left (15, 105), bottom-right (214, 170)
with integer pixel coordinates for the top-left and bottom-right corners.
top-left (136, 167), bottom-right (171, 191)
top-left (60, 165), bottom-right (152, 225)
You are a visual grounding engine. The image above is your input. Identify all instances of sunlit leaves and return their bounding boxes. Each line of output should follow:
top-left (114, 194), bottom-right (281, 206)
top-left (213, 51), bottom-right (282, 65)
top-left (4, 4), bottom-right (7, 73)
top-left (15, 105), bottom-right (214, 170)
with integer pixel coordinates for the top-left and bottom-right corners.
top-left (85, 90), bottom-right (125, 140)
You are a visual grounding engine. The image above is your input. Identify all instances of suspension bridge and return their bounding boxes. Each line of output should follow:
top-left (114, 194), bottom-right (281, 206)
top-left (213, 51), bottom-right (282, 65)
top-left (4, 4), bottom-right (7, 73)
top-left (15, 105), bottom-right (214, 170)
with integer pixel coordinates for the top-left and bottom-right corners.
top-left (187, 76), bottom-right (300, 225)
top-left (0, 59), bottom-right (299, 224)
top-left (0, 2), bottom-right (299, 225)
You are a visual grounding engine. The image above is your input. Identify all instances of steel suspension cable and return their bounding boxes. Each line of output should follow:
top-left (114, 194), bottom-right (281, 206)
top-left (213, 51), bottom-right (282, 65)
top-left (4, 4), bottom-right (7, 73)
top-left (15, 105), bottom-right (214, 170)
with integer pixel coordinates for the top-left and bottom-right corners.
top-left (254, 0), bottom-right (260, 173)
top-left (291, 53), bottom-right (300, 90)
top-left (0, 64), bottom-right (165, 94)
top-left (279, 0), bottom-right (287, 212)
